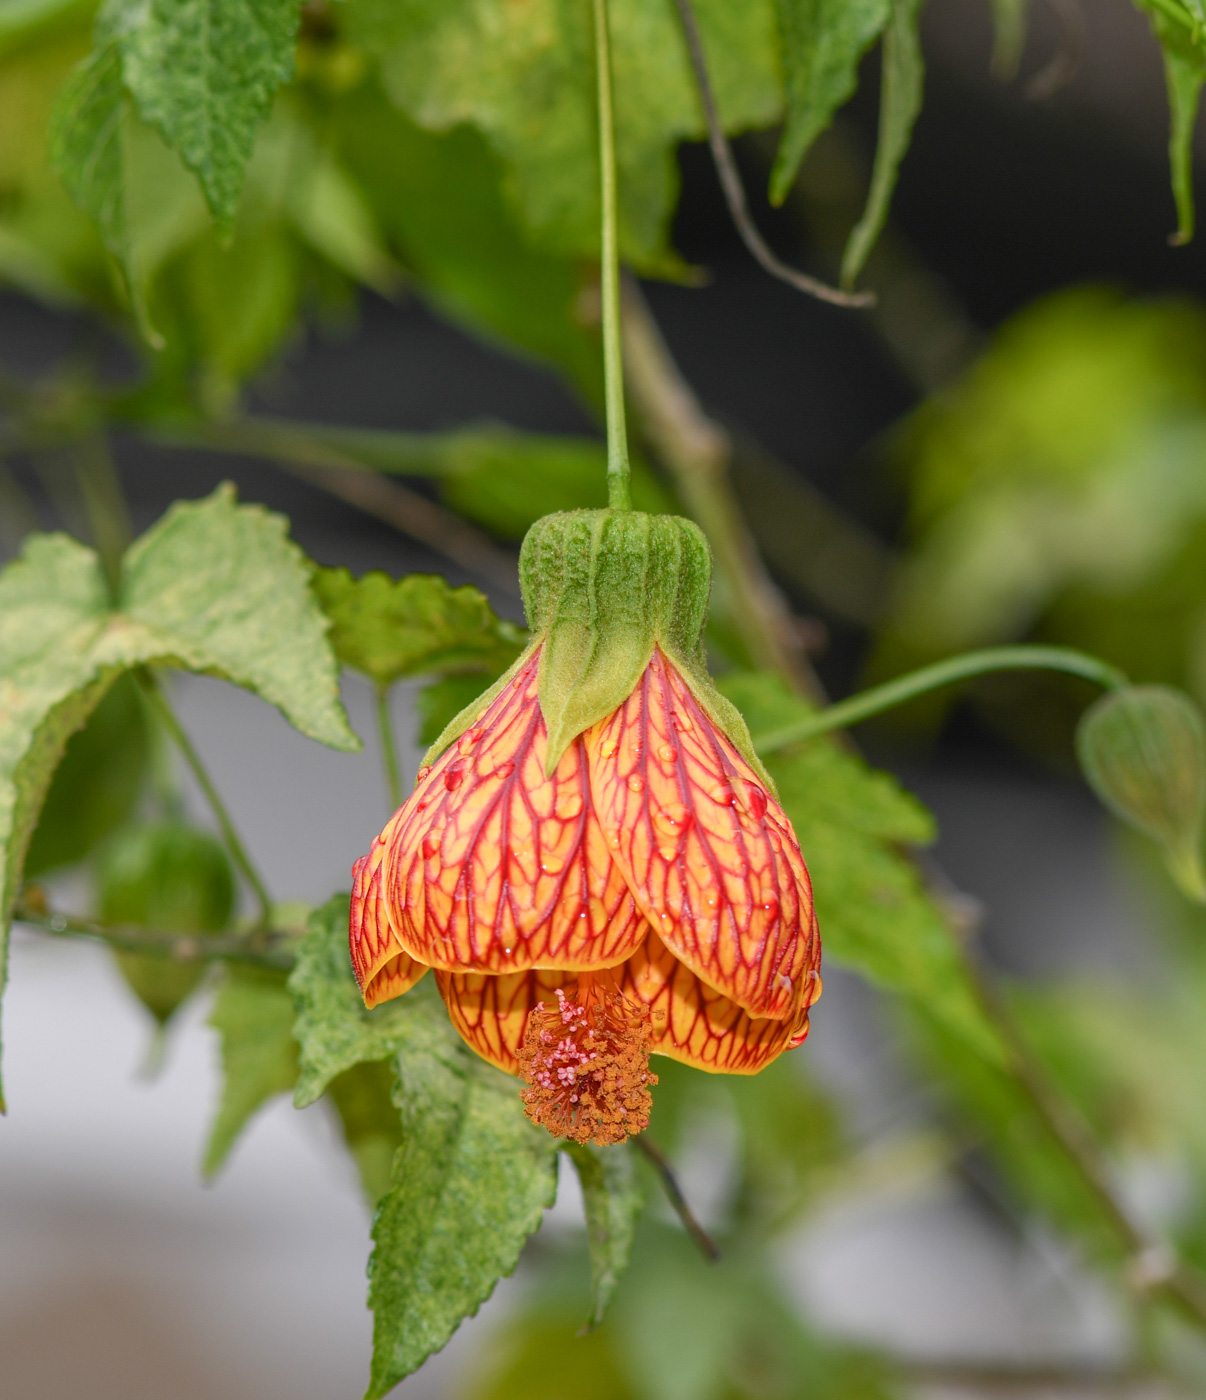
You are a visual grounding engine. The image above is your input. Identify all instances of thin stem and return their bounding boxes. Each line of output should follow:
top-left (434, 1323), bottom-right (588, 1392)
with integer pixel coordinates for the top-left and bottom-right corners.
top-left (752, 645), bottom-right (1130, 754)
top-left (375, 683), bottom-right (403, 813)
top-left (634, 1136), bottom-right (721, 1261)
top-left (136, 672), bottom-right (275, 929)
top-left (966, 953), bottom-right (1206, 1332)
top-left (591, 0), bottom-right (632, 510)
top-left (672, 0), bottom-right (874, 310)
top-left (13, 902), bottom-right (299, 971)
top-left (71, 433), bottom-right (130, 592)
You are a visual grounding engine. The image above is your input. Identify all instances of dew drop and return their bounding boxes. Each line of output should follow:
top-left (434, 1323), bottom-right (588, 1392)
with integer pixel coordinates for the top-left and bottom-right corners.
top-left (704, 892), bottom-right (719, 909)
top-left (555, 792), bottom-right (583, 819)
top-left (494, 761), bottom-right (516, 778)
top-left (421, 834), bottom-right (441, 859)
top-left (627, 774), bottom-right (645, 793)
top-left (607, 829), bottom-right (621, 848)
top-left (600, 738), bottom-right (619, 759)
top-left (744, 783), bottom-right (768, 821)
top-left (653, 803), bottom-right (693, 838)
top-left (657, 743), bottom-right (678, 764)
top-left (415, 766), bottom-right (432, 784)
top-left (708, 783), bottom-right (736, 807)
top-left (457, 727), bottom-right (485, 755)
top-left (778, 973), bottom-right (793, 994)
top-left (671, 714), bottom-right (693, 732)
top-left (416, 798), bottom-right (430, 811)
top-left (541, 855), bottom-right (565, 875)
top-left (761, 897), bottom-right (779, 919)
top-left (443, 765), bottom-right (465, 791)
top-left (656, 845), bottom-right (679, 862)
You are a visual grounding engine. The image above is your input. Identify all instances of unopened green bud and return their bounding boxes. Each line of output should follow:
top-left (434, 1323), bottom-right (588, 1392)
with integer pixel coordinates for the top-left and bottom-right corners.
top-left (1076, 685), bottom-right (1206, 902)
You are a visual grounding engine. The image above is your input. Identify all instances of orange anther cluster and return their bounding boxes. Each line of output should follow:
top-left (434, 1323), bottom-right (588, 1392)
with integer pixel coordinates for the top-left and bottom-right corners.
top-left (517, 976), bottom-right (657, 1146)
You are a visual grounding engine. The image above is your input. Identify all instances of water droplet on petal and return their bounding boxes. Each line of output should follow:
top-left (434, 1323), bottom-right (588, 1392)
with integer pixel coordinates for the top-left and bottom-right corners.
top-left (607, 829), bottom-right (621, 848)
top-left (600, 738), bottom-right (619, 759)
top-left (415, 766), bottom-right (432, 784)
top-left (444, 765), bottom-right (465, 791)
top-left (541, 855), bottom-right (565, 875)
top-left (627, 774), bottom-right (645, 793)
top-left (672, 714), bottom-right (692, 732)
top-left (555, 792), bottom-right (583, 819)
top-left (495, 761), bottom-right (516, 778)
top-left (416, 798), bottom-right (430, 811)
top-left (657, 845), bottom-right (679, 862)
top-left (778, 973), bottom-right (793, 993)
top-left (421, 834), bottom-right (441, 859)
top-left (653, 803), bottom-right (693, 839)
top-left (704, 892), bottom-right (718, 909)
top-left (744, 783), bottom-right (768, 821)
top-left (708, 783), bottom-right (736, 807)
top-left (457, 727), bottom-right (485, 755)
top-left (761, 897), bottom-right (779, 919)
top-left (657, 743), bottom-right (677, 763)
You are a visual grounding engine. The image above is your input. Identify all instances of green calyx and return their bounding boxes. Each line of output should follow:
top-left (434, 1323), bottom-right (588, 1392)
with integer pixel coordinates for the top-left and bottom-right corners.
top-left (423, 509), bottom-right (773, 783)
top-left (521, 509), bottom-right (769, 778)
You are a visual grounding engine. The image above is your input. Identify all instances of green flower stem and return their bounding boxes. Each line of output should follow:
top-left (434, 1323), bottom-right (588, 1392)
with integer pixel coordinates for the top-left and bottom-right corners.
top-left (753, 646), bottom-right (1130, 754)
top-left (376, 682), bottom-right (404, 813)
top-left (592, 0), bottom-right (632, 511)
top-left (136, 671), bottom-right (275, 930)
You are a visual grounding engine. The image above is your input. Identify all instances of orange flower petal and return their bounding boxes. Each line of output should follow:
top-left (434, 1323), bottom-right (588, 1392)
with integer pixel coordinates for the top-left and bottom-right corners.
top-left (617, 929), bottom-right (820, 1075)
top-left (385, 650), bottom-right (645, 975)
top-left (350, 824), bottom-right (429, 1008)
top-left (437, 929), bottom-right (820, 1077)
top-left (585, 650), bottom-right (818, 1020)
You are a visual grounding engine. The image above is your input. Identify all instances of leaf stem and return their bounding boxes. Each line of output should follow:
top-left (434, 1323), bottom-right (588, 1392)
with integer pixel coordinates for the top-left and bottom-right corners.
top-left (752, 645), bottom-right (1130, 754)
top-left (375, 682), bottom-right (404, 813)
top-left (671, 0), bottom-right (874, 309)
top-left (634, 1135), bottom-right (721, 1261)
top-left (136, 671), bottom-right (275, 929)
top-left (591, 0), bottom-right (632, 510)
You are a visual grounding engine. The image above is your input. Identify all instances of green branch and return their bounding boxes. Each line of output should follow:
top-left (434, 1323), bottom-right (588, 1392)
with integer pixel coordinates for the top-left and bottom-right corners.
top-left (592, 0), bottom-right (632, 511)
top-left (752, 646), bottom-right (1130, 754)
top-left (14, 902), bottom-right (299, 971)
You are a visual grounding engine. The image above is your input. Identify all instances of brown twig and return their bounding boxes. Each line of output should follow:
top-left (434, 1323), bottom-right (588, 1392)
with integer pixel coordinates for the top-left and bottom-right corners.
top-left (671, 0), bottom-right (873, 310)
top-left (619, 277), bottom-right (821, 696)
top-left (148, 419), bottom-right (521, 598)
top-left (634, 1135), bottom-right (722, 1262)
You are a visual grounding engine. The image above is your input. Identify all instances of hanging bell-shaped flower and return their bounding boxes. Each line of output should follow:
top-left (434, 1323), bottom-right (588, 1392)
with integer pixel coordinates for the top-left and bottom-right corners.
top-left (349, 509), bottom-right (822, 1146)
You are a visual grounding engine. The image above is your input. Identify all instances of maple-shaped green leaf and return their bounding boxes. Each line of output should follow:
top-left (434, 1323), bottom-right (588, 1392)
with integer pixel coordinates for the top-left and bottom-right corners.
top-left (203, 962), bottom-right (299, 1176)
top-left (770, 0), bottom-right (891, 204)
top-left (722, 673), bottom-right (1004, 1063)
top-left (347, 0), bottom-right (782, 266)
top-left (327, 1058), bottom-right (405, 1207)
top-left (1135, 1), bottom-right (1206, 244)
top-left (97, 0), bottom-right (300, 228)
top-left (566, 1141), bottom-right (644, 1329)
top-left (313, 570), bottom-right (526, 690)
top-left (0, 485), bottom-right (357, 1105)
top-left (366, 994), bottom-right (559, 1398)
top-left (840, 0), bottom-right (924, 288)
top-left (288, 893), bottom-right (430, 1108)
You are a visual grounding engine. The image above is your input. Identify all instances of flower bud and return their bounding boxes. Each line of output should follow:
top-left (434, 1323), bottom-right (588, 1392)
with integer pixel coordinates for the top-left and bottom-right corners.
top-left (1076, 685), bottom-right (1206, 902)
